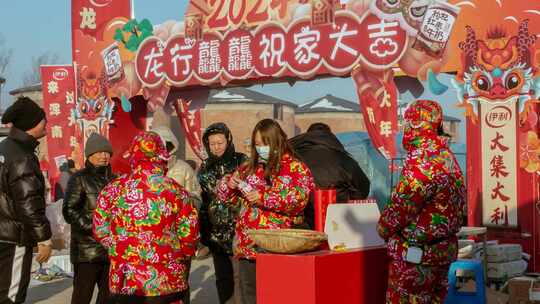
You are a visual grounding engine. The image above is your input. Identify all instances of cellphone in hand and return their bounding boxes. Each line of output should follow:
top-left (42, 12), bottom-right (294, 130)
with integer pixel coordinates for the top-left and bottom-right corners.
top-left (238, 181), bottom-right (253, 194)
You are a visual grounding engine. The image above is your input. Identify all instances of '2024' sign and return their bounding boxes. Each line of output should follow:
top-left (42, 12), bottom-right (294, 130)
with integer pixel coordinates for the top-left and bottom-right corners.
top-left (205, 0), bottom-right (298, 29)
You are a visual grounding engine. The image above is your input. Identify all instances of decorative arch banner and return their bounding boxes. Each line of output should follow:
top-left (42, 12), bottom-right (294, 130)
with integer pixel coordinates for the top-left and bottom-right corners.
top-left (114, 0), bottom-right (465, 159)
top-left (134, 11), bottom-right (408, 86)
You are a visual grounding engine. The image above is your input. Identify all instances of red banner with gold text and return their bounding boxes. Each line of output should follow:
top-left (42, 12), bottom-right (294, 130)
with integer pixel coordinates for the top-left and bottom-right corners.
top-left (71, 0), bottom-right (147, 173)
top-left (40, 65), bottom-right (77, 181)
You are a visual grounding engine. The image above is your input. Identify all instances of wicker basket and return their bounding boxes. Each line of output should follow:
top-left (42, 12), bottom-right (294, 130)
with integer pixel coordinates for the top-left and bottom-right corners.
top-left (248, 229), bottom-right (328, 254)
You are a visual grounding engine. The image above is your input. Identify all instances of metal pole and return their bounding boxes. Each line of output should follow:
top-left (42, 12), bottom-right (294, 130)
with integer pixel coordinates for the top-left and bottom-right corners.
top-left (0, 77), bottom-right (5, 112)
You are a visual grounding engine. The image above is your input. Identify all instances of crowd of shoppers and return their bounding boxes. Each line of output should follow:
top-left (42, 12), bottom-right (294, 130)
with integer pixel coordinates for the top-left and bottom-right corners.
top-left (0, 96), bottom-right (464, 304)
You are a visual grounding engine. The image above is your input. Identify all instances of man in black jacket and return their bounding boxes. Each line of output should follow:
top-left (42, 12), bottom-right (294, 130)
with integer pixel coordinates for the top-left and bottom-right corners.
top-left (63, 133), bottom-right (114, 304)
top-left (0, 97), bottom-right (52, 304)
top-left (290, 123), bottom-right (371, 229)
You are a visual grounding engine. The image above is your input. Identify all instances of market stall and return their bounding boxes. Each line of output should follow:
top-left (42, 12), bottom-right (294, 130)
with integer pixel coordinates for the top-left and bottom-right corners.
top-left (36, 0), bottom-right (540, 302)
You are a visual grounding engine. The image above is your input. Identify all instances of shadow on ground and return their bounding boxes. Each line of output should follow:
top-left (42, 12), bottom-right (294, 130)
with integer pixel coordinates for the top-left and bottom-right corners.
top-left (27, 257), bottom-right (219, 304)
top-left (26, 279), bottom-right (72, 303)
top-left (190, 262), bottom-right (218, 304)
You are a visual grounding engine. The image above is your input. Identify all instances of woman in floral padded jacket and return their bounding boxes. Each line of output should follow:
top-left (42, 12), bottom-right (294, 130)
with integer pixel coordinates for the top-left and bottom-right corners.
top-left (217, 119), bottom-right (314, 304)
top-left (377, 100), bottom-right (466, 304)
top-left (92, 132), bottom-right (199, 304)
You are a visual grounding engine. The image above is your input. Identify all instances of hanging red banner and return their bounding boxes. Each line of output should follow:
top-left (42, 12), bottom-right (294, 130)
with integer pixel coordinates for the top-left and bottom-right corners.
top-left (353, 69), bottom-right (399, 159)
top-left (40, 65), bottom-right (77, 181)
top-left (166, 88), bottom-right (209, 161)
top-left (71, 0), bottom-right (146, 173)
top-left (173, 101), bottom-right (206, 161)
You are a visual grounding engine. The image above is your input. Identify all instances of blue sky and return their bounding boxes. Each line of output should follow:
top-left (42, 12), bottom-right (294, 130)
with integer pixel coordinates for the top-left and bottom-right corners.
top-left (0, 0), bottom-right (188, 94)
top-left (0, 0), bottom-right (466, 141)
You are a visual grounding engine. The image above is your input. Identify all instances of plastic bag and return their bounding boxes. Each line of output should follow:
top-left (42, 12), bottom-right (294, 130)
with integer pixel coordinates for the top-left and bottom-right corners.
top-left (45, 199), bottom-right (70, 249)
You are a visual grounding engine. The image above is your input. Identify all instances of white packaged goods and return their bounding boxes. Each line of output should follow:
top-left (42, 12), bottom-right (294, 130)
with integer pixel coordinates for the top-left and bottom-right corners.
top-left (458, 240), bottom-right (477, 259)
top-left (325, 203), bottom-right (385, 250)
top-left (238, 181), bottom-right (253, 194)
top-left (458, 239), bottom-right (475, 249)
top-left (487, 259), bottom-right (528, 280)
top-left (474, 240), bottom-right (500, 260)
top-left (486, 244), bottom-right (523, 263)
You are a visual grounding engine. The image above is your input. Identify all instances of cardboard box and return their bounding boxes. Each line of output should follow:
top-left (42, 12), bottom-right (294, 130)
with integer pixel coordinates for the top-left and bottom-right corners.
top-left (508, 276), bottom-right (540, 304)
top-left (460, 281), bottom-right (509, 304)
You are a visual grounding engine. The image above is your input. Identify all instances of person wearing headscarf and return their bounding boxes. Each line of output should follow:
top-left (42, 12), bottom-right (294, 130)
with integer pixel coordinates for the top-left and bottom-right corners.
top-left (92, 132), bottom-right (199, 304)
top-left (377, 100), bottom-right (466, 303)
top-left (198, 123), bottom-right (247, 304)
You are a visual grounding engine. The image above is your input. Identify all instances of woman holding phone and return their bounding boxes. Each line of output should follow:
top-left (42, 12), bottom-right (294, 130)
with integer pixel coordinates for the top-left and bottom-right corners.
top-left (217, 119), bottom-right (315, 304)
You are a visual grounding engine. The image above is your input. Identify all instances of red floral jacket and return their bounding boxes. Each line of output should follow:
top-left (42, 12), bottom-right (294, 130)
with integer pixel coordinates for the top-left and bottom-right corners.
top-left (93, 132), bottom-right (199, 297)
top-left (217, 154), bottom-right (315, 259)
top-left (377, 129), bottom-right (466, 266)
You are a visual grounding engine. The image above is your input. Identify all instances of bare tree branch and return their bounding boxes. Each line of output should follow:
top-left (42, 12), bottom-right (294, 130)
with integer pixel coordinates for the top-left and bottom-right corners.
top-left (0, 34), bottom-right (13, 78)
top-left (21, 51), bottom-right (60, 86)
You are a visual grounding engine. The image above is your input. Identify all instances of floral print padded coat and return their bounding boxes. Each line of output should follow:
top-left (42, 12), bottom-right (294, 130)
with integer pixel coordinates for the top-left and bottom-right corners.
top-left (377, 101), bottom-right (466, 266)
top-left (93, 132), bottom-right (199, 297)
top-left (217, 154), bottom-right (315, 260)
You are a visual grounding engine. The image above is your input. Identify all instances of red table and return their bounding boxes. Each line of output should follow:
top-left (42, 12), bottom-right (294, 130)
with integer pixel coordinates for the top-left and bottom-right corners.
top-left (256, 246), bottom-right (388, 304)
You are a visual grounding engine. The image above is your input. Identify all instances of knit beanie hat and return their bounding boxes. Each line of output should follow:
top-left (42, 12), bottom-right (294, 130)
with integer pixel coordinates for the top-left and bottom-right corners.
top-left (1, 97), bottom-right (46, 131)
top-left (85, 133), bottom-right (113, 158)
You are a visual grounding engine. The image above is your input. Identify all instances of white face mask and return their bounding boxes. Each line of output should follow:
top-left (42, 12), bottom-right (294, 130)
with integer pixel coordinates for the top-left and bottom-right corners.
top-left (256, 145), bottom-right (270, 161)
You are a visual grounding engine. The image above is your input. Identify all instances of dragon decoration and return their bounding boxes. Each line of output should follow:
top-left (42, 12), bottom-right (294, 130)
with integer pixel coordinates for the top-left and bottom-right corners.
top-left (452, 19), bottom-right (540, 173)
top-left (73, 68), bottom-right (114, 143)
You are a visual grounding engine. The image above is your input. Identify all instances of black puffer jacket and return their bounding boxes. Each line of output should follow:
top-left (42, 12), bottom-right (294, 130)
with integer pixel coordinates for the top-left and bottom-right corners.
top-left (198, 123), bottom-right (247, 255)
top-left (62, 160), bottom-right (114, 263)
top-left (290, 130), bottom-right (371, 229)
top-left (0, 128), bottom-right (51, 246)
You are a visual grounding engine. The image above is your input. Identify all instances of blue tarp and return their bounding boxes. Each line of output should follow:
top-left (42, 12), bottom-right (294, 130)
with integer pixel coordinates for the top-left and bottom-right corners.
top-left (336, 131), bottom-right (466, 209)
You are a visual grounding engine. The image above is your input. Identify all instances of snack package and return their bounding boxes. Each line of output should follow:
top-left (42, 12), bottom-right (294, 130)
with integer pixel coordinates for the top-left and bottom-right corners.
top-left (101, 42), bottom-right (123, 83)
top-left (238, 180), bottom-right (254, 195)
top-left (412, 0), bottom-right (460, 58)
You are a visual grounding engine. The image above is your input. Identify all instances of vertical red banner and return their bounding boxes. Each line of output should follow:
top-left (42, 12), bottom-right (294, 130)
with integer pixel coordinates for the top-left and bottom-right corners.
top-left (72, 0), bottom-right (131, 63)
top-left (71, 0), bottom-right (146, 173)
top-left (174, 100), bottom-right (206, 161)
top-left (40, 65), bottom-right (77, 181)
top-left (353, 70), bottom-right (399, 159)
top-left (169, 88), bottom-right (210, 161)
